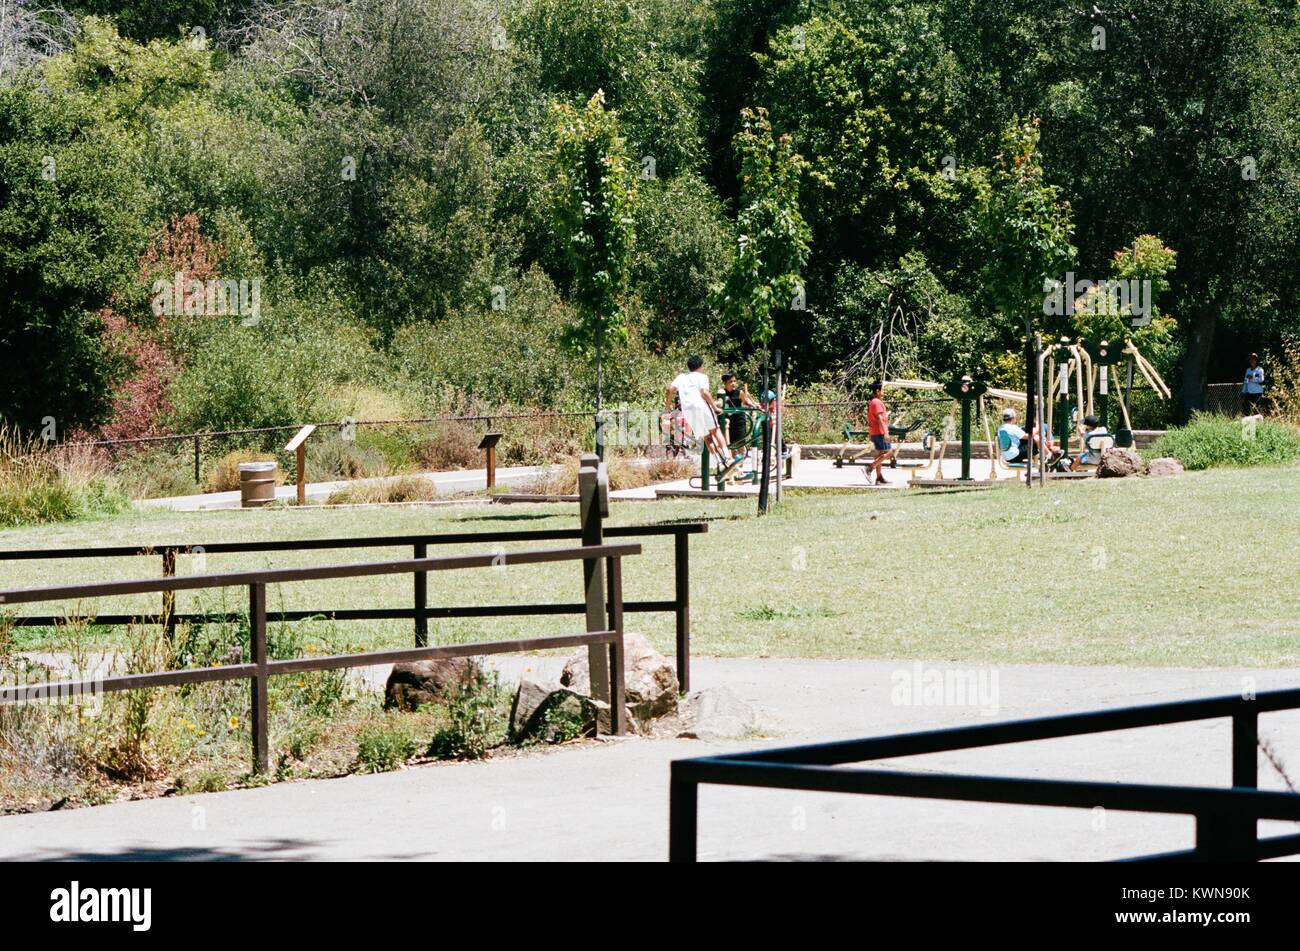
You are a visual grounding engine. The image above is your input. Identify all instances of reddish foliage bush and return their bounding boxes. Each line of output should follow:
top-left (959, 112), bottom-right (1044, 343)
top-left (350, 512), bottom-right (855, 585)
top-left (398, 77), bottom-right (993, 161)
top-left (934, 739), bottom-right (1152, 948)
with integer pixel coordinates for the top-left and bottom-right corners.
top-left (97, 215), bottom-right (227, 440)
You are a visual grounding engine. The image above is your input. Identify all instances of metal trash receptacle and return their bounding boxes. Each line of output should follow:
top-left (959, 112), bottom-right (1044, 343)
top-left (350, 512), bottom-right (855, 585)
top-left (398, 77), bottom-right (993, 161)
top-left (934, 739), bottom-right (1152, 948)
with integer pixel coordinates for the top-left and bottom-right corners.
top-left (239, 461), bottom-right (278, 508)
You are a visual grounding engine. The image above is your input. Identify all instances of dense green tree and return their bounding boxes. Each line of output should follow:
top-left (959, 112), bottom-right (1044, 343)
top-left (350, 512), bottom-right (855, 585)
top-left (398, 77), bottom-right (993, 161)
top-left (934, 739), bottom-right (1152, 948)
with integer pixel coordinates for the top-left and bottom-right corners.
top-left (64, 1), bottom-right (244, 43)
top-left (632, 172), bottom-right (734, 346)
top-left (511, 0), bottom-right (706, 180)
top-left (0, 81), bottom-right (148, 431)
top-left (700, 0), bottom-right (808, 198)
top-left (549, 90), bottom-right (639, 438)
top-left (3, 0), bottom-right (1297, 428)
top-left (711, 107), bottom-right (812, 355)
top-left (972, 116), bottom-right (1076, 411)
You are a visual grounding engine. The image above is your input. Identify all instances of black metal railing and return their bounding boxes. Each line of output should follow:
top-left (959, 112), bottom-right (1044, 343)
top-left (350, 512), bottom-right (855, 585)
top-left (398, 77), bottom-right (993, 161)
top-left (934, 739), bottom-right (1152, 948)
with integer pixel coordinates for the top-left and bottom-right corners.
top-left (670, 687), bottom-right (1300, 862)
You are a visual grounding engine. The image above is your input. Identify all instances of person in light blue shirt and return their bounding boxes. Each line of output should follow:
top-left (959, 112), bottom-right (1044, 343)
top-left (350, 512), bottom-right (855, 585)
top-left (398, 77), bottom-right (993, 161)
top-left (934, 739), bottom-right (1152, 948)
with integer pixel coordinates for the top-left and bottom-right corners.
top-left (1242, 353), bottom-right (1265, 415)
top-left (997, 408), bottom-right (1030, 463)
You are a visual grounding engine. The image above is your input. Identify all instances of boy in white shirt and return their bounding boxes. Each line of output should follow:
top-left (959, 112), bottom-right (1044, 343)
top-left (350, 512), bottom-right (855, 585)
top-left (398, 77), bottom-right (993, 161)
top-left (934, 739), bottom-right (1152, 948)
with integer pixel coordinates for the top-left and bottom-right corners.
top-left (666, 355), bottom-right (740, 468)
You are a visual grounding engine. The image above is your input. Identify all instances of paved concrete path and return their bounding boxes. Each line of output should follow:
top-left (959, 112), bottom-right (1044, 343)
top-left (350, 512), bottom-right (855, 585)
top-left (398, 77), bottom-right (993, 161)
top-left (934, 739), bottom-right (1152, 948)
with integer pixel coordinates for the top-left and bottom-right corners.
top-left (138, 465), bottom-right (546, 511)
top-left (4, 658), bottom-right (1298, 861)
top-left (611, 457), bottom-right (1015, 499)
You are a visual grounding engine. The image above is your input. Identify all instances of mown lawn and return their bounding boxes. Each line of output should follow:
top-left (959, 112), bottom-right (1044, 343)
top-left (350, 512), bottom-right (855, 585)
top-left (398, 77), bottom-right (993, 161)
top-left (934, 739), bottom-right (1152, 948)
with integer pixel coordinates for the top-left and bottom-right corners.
top-left (2, 464), bottom-right (1299, 667)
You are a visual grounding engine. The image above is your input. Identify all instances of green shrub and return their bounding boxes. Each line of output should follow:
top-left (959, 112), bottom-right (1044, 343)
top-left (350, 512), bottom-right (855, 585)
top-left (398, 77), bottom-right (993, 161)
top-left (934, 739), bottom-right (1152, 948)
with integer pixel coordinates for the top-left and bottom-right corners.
top-left (178, 769), bottom-right (229, 794)
top-left (1147, 413), bottom-right (1300, 470)
top-left (166, 276), bottom-right (375, 434)
top-left (325, 475), bottom-right (438, 504)
top-left (355, 718), bottom-right (419, 773)
top-left (428, 666), bottom-right (508, 760)
top-left (305, 435), bottom-right (388, 481)
top-left (0, 431), bottom-right (129, 528)
top-left (354, 427), bottom-right (420, 471)
top-left (537, 700), bottom-right (589, 745)
top-left (113, 445), bottom-right (197, 499)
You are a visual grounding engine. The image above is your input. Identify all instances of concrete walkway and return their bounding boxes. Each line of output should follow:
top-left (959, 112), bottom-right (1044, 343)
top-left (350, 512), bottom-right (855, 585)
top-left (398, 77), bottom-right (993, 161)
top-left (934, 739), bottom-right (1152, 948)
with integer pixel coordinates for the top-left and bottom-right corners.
top-left (4, 658), bottom-right (1298, 861)
top-left (612, 456), bottom-right (1011, 498)
top-left (138, 465), bottom-right (546, 511)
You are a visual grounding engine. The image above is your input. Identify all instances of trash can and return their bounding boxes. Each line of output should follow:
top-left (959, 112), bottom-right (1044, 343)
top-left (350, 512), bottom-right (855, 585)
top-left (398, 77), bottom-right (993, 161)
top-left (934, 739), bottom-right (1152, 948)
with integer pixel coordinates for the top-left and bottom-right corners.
top-left (239, 461), bottom-right (278, 508)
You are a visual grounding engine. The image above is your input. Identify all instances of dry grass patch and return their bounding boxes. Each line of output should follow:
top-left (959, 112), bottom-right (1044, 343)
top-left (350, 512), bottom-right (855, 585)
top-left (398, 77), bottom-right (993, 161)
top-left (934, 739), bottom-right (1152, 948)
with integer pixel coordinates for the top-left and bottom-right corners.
top-left (325, 474), bottom-right (439, 504)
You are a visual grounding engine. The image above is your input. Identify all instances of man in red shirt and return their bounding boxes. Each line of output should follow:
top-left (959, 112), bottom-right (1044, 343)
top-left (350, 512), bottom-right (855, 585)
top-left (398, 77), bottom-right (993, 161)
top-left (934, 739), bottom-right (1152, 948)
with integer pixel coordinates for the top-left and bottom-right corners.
top-left (867, 381), bottom-right (895, 484)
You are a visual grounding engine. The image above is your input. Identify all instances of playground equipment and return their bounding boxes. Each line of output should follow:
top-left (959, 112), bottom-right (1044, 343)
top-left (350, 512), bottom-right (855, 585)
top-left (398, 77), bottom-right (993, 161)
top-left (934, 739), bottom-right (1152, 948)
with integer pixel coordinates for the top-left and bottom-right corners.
top-left (692, 403), bottom-right (792, 491)
top-left (1040, 336), bottom-right (1171, 456)
top-left (834, 394), bottom-right (942, 471)
top-left (904, 375), bottom-right (1004, 488)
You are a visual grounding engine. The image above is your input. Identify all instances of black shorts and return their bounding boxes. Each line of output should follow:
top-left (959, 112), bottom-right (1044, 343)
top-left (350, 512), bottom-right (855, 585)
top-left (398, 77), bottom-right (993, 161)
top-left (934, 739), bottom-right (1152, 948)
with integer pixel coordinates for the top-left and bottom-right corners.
top-left (871, 434), bottom-right (892, 451)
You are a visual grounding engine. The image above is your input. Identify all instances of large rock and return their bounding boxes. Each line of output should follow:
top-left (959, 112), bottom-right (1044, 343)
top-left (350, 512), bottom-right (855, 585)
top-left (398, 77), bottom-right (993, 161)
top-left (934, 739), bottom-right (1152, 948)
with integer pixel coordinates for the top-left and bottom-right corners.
top-left (384, 657), bottom-right (483, 711)
top-left (677, 686), bottom-right (762, 743)
top-left (509, 678), bottom-right (555, 736)
top-left (560, 632), bottom-right (678, 720)
top-left (1145, 456), bottom-right (1184, 477)
top-left (510, 680), bottom-right (637, 742)
top-left (1097, 447), bottom-right (1142, 479)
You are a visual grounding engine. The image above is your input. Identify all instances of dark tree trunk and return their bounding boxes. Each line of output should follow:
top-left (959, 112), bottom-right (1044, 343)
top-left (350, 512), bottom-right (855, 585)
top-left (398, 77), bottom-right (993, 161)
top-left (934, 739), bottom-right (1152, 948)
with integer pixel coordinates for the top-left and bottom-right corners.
top-left (1179, 300), bottom-right (1217, 423)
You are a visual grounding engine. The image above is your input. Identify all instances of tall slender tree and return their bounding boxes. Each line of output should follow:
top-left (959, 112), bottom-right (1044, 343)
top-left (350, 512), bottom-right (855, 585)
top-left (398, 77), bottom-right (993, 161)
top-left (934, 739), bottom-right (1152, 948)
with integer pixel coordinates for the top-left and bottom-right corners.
top-left (550, 89), bottom-right (638, 455)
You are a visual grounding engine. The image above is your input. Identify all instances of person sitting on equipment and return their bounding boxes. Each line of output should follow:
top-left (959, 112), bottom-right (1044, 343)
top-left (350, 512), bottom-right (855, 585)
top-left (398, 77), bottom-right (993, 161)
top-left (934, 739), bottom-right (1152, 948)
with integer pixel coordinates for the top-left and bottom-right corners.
top-left (660, 390), bottom-right (686, 455)
top-left (667, 355), bottom-right (740, 469)
top-left (720, 372), bottom-right (760, 450)
top-left (867, 381), bottom-right (896, 484)
top-left (1039, 422), bottom-right (1065, 462)
top-left (998, 407), bottom-right (1032, 464)
top-left (999, 407), bottom-right (1067, 469)
top-left (1072, 415), bottom-right (1110, 469)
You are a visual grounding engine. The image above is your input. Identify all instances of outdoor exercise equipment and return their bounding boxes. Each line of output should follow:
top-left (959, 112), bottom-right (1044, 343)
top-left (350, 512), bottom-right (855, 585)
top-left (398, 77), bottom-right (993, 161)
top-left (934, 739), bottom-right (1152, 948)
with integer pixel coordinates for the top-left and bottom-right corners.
top-left (1079, 340), bottom-right (1124, 430)
top-left (686, 404), bottom-right (763, 491)
top-left (835, 420), bottom-right (926, 469)
top-left (945, 375), bottom-right (989, 481)
top-left (1042, 336), bottom-right (1171, 453)
top-left (834, 388), bottom-right (967, 470)
top-left (907, 375), bottom-right (1003, 488)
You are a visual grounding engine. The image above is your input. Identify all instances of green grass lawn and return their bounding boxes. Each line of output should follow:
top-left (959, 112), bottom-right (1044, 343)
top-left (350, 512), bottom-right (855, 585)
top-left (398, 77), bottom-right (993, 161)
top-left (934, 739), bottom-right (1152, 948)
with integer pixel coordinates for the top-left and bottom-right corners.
top-left (3, 465), bottom-right (1299, 667)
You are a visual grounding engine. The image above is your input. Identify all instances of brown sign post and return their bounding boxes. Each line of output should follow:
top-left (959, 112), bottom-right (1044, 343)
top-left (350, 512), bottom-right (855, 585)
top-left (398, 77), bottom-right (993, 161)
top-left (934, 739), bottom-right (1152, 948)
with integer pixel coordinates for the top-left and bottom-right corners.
top-left (284, 424), bottom-right (317, 505)
top-left (479, 431), bottom-right (503, 489)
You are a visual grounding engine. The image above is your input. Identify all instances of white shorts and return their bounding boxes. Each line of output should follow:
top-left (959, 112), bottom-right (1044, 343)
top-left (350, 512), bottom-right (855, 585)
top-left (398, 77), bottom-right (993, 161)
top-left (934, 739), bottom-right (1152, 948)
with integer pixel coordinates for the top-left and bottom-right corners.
top-left (681, 403), bottom-right (717, 441)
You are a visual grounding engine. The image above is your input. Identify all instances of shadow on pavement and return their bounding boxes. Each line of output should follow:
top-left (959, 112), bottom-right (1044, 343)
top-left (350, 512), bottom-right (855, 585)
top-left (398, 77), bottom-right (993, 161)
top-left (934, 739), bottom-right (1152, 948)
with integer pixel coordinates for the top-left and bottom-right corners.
top-left (7, 838), bottom-right (329, 862)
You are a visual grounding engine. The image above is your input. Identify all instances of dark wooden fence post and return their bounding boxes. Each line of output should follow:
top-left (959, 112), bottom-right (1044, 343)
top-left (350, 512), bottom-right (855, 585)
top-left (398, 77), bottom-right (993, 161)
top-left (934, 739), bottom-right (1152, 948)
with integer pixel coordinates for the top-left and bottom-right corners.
top-left (674, 530), bottom-right (691, 693)
top-left (193, 434), bottom-right (201, 484)
top-left (607, 554), bottom-right (625, 735)
top-left (249, 583), bottom-right (269, 773)
top-left (414, 542), bottom-right (428, 647)
top-left (578, 454), bottom-right (611, 703)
